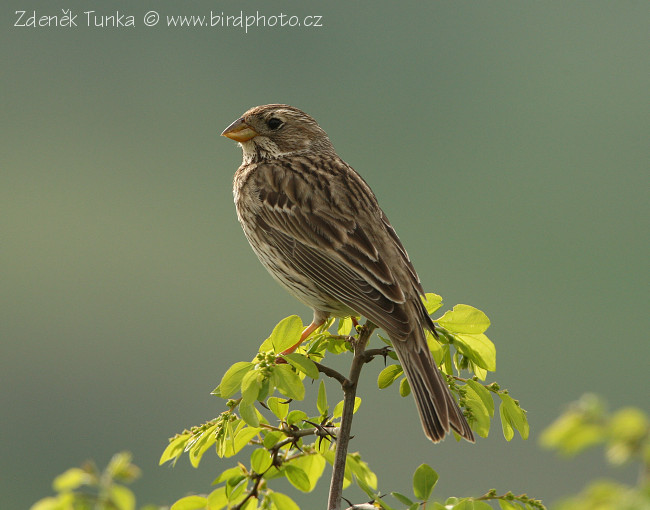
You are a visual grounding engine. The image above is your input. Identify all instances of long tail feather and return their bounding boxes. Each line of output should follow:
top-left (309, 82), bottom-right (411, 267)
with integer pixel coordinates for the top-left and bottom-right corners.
top-left (392, 328), bottom-right (475, 443)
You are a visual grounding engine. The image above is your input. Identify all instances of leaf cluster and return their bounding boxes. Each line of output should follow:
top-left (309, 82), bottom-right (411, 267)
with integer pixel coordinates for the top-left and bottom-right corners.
top-left (158, 315), bottom-right (374, 508)
top-left (350, 464), bottom-right (544, 510)
top-left (540, 393), bottom-right (650, 510)
top-left (159, 294), bottom-right (535, 509)
top-left (378, 296), bottom-right (528, 442)
top-left (30, 452), bottom-right (155, 510)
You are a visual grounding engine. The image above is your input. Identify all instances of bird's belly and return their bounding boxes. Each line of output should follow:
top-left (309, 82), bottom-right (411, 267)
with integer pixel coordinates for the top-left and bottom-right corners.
top-left (247, 236), bottom-right (355, 318)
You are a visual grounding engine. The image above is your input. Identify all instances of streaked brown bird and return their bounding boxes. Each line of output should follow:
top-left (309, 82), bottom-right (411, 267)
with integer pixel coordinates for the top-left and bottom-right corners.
top-left (222, 104), bottom-right (474, 443)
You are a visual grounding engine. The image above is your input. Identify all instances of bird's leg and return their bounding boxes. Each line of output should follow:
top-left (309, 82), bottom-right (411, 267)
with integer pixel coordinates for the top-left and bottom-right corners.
top-left (280, 317), bottom-right (327, 355)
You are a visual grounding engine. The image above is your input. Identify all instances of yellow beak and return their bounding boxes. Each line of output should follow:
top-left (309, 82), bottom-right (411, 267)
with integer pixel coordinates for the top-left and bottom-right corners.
top-left (221, 118), bottom-right (258, 142)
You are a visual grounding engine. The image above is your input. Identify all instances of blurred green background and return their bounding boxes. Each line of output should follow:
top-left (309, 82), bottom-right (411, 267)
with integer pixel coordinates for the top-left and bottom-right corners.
top-left (2, 1), bottom-right (649, 508)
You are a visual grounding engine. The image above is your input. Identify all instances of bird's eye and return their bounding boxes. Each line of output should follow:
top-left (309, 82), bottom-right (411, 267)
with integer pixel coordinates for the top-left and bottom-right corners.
top-left (267, 118), bottom-right (283, 130)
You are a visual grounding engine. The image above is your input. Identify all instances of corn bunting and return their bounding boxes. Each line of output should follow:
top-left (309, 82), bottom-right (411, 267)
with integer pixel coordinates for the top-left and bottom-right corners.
top-left (222, 104), bottom-right (474, 443)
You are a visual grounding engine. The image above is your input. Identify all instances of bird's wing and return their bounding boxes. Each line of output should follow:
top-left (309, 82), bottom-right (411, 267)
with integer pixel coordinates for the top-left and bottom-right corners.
top-left (247, 156), bottom-right (425, 338)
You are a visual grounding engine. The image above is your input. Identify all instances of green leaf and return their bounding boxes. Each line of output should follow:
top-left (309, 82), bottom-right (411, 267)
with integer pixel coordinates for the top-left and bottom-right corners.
top-left (52, 468), bottom-right (91, 492)
top-left (288, 454), bottom-right (326, 492)
top-left (469, 361), bottom-right (488, 381)
top-left (170, 495), bottom-right (208, 510)
top-left (206, 487), bottom-right (228, 510)
top-left (228, 427), bottom-right (262, 457)
top-left (286, 410), bottom-right (308, 425)
top-left (540, 413), bottom-right (605, 456)
top-left (453, 334), bottom-right (496, 372)
top-left (326, 337), bottom-right (350, 354)
top-left (453, 501), bottom-right (492, 510)
top-left (377, 365), bottom-right (403, 389)
top-left (498, 500), bottom-right (520, 510)
top-left (220, 362), bottom-right (254, 399)
top-left (106, 452), bottom-right (138, 482)
top-left (213, 466), bottom-right (244, 484)
top-left (356, 474), bottom-right (379, 499)
top-left (216, 420), bottom-right (234, 458)
top-left (437, 304), bottom-right (490, 334)
top-left (463, 384), bottom-right (491, 438)
top-left (281, 353), bottom-right (319, 379)
top-left (391, 492), bottom-right (415, 506)
top-left (109, 484), bottom-right (136, 510)
top-left (225, 476), bottom-right (246, 502)
top-left (240, 498), bottom-right (257, 510)
top-left (321, 450), bottom-right (351, 488)
top-left (346, 453), bottom-right (377, 489)
top-left (267, 397), bottom-right (290, 420)
top-left (500, 403), bottom-right (514, 441)
top-left (257, 378), bottom-right (271, 402)
top-left (473, 501), bottom-right (494, 510)
top-left (317, 380), bottom-right (328, 415)
top-left (283, 465), bottom-right (311, 492)
top-left (399, 377), bottom-right (411, 397)
top-left (251, 448), bottom-right (273, 474)
top-left (609, 407), bottom-right (649, 442)
top-left (241, 369), bottom-right (262, 404)
top-left (425, 330), bottom-right (445, 364)
top-left (377, 334), bottom-right (393, 346)
top-left (422, 293), bottom-right (443, 315)
top-left (337, 316), bottom-right (354, 336)
top-left (268, 492), bottom-right (300, 510)
top-left (188, 424), bottom-right (218, 467)
top-left (261, 465), bottom-right (283, 482)
top-left (412, 463), bottom-right (438, 501)
top-left (263, 430), bottom-right (284, 449)
top-left (466, 380), bottom-right (494, 417)
top-left (272, 364), bottom-right (305, 400)
top-left (239, 402), bottom-right (260, 427)
top-left (262, 315), bottom-right (303, 353)
top-left (440, 344), bottom-right (453, 377)
top-left (499, 394), bottom-right (529, 440)
top-left (450, 501), bottom-right (474, 510)
top-left (333, 397), bottom-right (361, 418)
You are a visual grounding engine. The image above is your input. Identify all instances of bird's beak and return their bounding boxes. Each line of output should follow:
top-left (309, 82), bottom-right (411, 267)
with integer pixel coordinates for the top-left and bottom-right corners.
top-left (221, 117), bottom-right (258, 142)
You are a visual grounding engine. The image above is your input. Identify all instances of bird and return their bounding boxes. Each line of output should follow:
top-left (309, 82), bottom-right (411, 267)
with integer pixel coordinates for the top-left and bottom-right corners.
top-left (221, 104), bottom-right (474, 443)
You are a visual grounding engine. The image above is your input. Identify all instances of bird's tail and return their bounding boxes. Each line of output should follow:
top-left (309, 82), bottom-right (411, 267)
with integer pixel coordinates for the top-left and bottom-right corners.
top-left (392, 328), bottom-right (475, 443)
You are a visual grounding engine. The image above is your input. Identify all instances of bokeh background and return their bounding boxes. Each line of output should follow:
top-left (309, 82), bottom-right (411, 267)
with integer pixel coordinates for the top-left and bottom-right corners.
top-left (3, 1), bottom-right (649, 508)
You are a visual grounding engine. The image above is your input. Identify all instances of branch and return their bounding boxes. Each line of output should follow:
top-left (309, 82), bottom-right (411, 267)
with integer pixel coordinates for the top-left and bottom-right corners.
top-left (453, 375), bottom-right (502, 394)
top-left (314, 361), bottom-right (348, 386)
top-left (475, 489), bottom-right (546, 509)
top-left (327, 321), bottom-right (377, 510)
top-left (232, 473), bottom-right (263, 510)
top-left (272, 426), bottom-right (339, 450)
top-left (360, 346), bottom-right (392, 364)
top-left (235, 422), bottom-right (340, 509)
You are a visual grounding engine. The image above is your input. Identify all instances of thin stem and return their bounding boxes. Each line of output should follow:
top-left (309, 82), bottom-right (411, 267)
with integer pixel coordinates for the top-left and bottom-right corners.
top-left (327, 321), bottom-right (376, 510)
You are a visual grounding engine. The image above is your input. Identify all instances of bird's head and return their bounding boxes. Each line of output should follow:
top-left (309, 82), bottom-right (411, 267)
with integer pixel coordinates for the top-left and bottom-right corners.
top-left (221, 104), bottom-right (334, 162)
